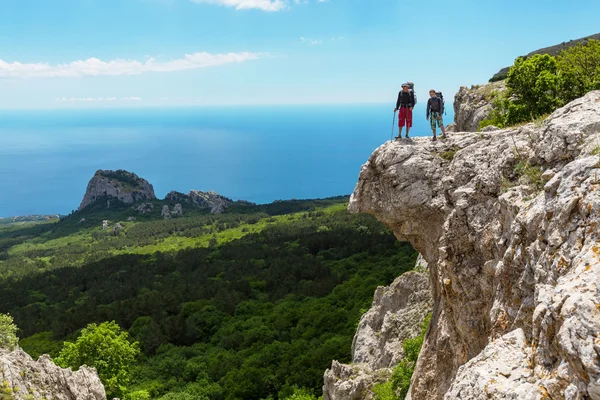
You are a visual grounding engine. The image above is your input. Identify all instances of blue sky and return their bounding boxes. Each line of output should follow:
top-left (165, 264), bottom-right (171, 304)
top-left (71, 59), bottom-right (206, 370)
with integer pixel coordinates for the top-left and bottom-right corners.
top-left (0, 0), bottom-right (599, 108)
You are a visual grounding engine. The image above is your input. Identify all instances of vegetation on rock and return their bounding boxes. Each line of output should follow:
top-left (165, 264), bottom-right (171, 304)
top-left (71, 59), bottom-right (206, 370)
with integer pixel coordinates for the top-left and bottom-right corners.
top-left (480, 39), bottom-right (600, 129)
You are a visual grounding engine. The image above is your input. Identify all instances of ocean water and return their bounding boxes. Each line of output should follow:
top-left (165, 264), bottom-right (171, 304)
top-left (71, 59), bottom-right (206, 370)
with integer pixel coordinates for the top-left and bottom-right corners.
top-left (0, 104), bottom-right (453, 217)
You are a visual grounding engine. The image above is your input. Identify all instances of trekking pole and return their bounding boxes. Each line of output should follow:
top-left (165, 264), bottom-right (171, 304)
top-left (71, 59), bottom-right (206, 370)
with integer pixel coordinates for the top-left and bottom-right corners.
top-left (391, 110), bottom-right (396, 141)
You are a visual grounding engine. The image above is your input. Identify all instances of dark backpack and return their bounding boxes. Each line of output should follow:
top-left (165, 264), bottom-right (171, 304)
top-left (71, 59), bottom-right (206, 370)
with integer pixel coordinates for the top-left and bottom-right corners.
top-left (407, 82), bottom-right (417, 106)
top-left (435, 91), bottom-right (445, 114)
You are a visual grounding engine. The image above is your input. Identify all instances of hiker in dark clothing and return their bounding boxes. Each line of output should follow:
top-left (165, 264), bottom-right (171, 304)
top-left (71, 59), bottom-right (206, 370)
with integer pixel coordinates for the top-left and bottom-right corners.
top-left (426, 89), bottom-right (446, 141)
top-left (394, 83), bottom-right (416, 139)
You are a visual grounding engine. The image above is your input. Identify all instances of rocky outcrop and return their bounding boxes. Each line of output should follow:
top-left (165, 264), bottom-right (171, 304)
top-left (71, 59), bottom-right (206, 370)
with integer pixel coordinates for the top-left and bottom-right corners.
top-left (323, 261), bottom-right (432, 400)
top-left (349, 91), bottom-right (600, 399)
top-left (134, 202), bottom-right (154, 214)
top-left (453, 81), bottom-right (506, 132)
top-left (160, 204), bottom-right (184, 219)
top-left (165, 190), bottom-right (233, 214)
top-left (0, 348), bottom-right (106, 399)
top-left (79, 170), bottom-right (156, 210)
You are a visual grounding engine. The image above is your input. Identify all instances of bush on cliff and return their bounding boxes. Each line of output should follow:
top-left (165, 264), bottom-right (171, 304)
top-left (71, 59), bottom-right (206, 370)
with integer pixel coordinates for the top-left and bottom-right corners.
top-left (0, 313), bottom-right (18, 350)
top-left (55, 321), bottom-right (140, 399)
top-left (479, 39), bottom-right (600, 129)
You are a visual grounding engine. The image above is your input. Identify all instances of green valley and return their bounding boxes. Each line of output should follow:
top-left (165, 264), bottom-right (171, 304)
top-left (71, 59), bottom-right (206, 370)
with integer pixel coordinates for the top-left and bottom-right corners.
top-left (0, 196), bottom-right (417, 400)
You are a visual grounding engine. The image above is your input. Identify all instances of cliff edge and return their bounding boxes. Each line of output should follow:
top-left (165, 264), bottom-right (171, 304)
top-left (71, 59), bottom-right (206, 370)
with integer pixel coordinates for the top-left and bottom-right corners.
top-left (349, 91), bottom-right (600, 399)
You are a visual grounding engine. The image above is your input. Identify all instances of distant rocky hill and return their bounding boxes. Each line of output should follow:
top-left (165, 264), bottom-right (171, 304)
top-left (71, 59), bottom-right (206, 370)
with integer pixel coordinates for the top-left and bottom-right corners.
top-left (78, 169), bottom-right (157, 210)
top-left (165, 189), bottom-right (236, 214)
top-left (490, 32), bottom-right (600, 81)
top-left (78, 169), bottom-right (246, 216)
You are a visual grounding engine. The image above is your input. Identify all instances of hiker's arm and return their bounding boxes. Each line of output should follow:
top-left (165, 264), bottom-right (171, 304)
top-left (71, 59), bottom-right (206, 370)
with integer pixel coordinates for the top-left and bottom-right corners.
top-left (440, 98), bottom-right (444, 115)
top-left (395, 92), bottom-right (401, 110)
top-left (426, 99), bottom-right (430, 119)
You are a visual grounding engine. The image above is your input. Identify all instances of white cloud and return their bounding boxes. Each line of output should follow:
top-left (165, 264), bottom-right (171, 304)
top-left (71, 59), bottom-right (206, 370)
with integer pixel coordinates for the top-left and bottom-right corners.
top-left (191, 0), bottom-right (286, 11)
top-left (0, 51), bottom-right (259, 79)
top-left (56, 97), bottom-right (143, 102)
top-left (300, 37), bottom-right (322, 45)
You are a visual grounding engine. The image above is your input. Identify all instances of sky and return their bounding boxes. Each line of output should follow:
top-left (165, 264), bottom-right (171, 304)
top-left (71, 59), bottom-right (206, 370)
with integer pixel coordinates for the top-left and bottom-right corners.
top-left (0, 0), bottom-right (599, 109)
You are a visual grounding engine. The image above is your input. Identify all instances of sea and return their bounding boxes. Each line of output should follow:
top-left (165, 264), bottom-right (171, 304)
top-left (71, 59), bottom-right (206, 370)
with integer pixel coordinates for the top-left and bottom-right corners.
top-left (0, 104), bottom-right (453, 217)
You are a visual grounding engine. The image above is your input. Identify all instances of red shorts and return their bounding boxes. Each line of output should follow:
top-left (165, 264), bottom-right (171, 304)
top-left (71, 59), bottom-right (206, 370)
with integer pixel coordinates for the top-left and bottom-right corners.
top-left (398, 107), bottom-right (413, 128)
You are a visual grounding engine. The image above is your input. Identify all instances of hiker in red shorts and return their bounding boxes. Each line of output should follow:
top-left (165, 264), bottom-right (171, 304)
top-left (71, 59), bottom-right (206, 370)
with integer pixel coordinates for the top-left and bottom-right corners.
top-left (394, 82), bottom-right (416, 139)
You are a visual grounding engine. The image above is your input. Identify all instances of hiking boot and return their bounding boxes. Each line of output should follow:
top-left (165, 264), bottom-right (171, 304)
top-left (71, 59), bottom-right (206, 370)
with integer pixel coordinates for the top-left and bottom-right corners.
top-left (405, 134), bottom-right (410, 139)
top-left (441, 134), bottom-right (448, 139)
top-left (432, 136), bottom-right (437, 141)
top-left (394, 135), bottom-right (401, 140)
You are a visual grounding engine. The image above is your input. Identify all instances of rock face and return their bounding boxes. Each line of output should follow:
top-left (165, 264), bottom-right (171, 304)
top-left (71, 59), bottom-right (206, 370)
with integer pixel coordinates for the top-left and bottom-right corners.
top-left (323, 264), bottom-right (432, 400)
top-left (453, 81), bottom-right (506, 132)
top-left (165, 190), bottom-right (234, 214)
top-left (79, 170), bottom-right (156, 211)
top-left (0, 348), bottom-right (106, 399)
top-left (349, 91), bottom-right (600, 399)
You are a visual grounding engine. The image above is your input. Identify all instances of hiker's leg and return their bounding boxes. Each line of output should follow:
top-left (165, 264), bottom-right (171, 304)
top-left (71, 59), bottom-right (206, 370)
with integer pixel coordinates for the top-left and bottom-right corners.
top-left (397, 109), bottom-right (405, 137)
top-left (406, 108), bottom-right (412, 136)
top-left (438, 114), bottom-right (446, 136)
top-left (430, 115), bottom-right (437, 137)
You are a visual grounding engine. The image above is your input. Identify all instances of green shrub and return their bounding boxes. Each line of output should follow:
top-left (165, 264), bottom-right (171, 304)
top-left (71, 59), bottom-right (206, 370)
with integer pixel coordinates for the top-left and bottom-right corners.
top-left (55, 321), bottom-right (140, 399)
top-left (591, 145), bottom-right (600, 156)
top-left (514, 161), bottom-right (544, 190)
top-left (373, 381), bottom-right (396, 400)
top-left (0, 313), bottom-right (18, 351)
top-left (482, 40), bottom-right (600, 128)
top-left (390, 360), bottom-right (414, 400)
top-left (439, 146), bottom-right (460, 161)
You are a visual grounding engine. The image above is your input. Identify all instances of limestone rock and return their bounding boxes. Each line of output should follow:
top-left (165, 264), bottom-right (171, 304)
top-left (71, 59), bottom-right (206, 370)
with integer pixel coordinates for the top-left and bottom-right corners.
top-left (323, 256), bottom-right (432, 400)
top-left (112, 222), bottom-right (124, 235)
top-left (352, 271), bottom-right (432, 370)
top-left (323, 361), bottom-right (390, 400)
top-left (453, 81), bottom-right (506, 132)
top-left (79, 170), bottom-right (156, 211)
top-left (172, 203), bottom-right (183, 217)
top-left (134, 202), bottom-right (154, 214)
top-left (165, 190), bottom-right (234, 214)
top-left (0, 348), bottom-right (106, 400)
top-left (161, 205), bottom-right (172, 219)
top-left (349, 91), bottom-right (600, 399)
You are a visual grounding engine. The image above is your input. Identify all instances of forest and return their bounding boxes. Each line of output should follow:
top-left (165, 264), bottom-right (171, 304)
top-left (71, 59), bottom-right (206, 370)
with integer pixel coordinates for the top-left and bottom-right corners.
top-left (0, 196), bottom-right (417, 399)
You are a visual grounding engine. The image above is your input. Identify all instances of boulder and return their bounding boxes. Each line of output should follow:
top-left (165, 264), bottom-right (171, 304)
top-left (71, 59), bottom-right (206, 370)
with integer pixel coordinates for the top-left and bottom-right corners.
top-left (79, 170), bottom-right (156, 211)
top-left (0, 348), bottom-right (106, 400)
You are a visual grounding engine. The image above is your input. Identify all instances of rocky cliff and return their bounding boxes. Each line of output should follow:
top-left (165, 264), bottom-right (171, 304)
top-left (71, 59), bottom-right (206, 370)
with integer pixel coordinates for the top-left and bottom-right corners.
top-left (165, 190), bottom-right (234, 214)
top-left (451, 81), bottom-right (506, 132)
top-left (323, 257), bottom-right (432, 400)
top-left (348, 91), bottom-right (600, 399)
top-left (79, 169), bottom-right (156, 210)
top-left (0, 348), bottom-right (106, 399)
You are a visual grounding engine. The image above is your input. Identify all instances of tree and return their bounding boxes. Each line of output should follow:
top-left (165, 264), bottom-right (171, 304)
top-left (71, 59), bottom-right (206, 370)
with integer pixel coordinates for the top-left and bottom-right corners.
top-left (0, 313), bottom-right (18, 350)
top-left (506, 54), bottom-right (560, 124)
top-left (558, 39), bottom-right (600, 103)
top-left (55, 321), bottom-right (140, 398)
